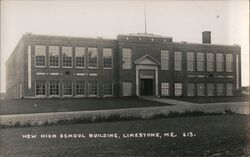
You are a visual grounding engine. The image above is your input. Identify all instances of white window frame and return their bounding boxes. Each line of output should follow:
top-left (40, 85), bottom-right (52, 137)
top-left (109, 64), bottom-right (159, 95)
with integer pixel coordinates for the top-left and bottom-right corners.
top-left (35, 81), bottom-right (46, 96)
top-left (226, 54), bottom-right (233, 72)
top-left (122, 48), bottom-right (132, 69)
top-left (75, 47), bottom-right (86, 68)
top-left (187, 52), bottom-right (194, 72)
top-left (206, 53), bottom-right (214, 72)
top-left (88, 47), bottom-right (98, 69)
top-left (216, 53), bottom-right (224, 72)
top-left (62, 82), bottom-right (73, 96)
top-left (88, 81), bottom-right (98, 96)
top-left (103, 48), bottom-right (113, 69)
top-left (174, 83), bottom-right (182, 96)
top-left (161, 50), bottom-right (169, 70)
top-left (62, 46), bottom-right (73, 68)
top-left (49, 46), bottom-right (60, 68)
top-left (161, 82), bottom-right (169, 96)
top-left (103, 82), bottom-right (113, 96)
top-left (35, 45), bottom-right (46, 68)
top-left (187, 83), bottom-right (195, 96)
top-left (75, 81), bottom-right (86, 96)
top-left (174, 51), bottom-right (182, 71)
top-left (122, 82), bottom-right (132, 96)
top-left (49, 81), bottom-right (60, 96)
top-left (197, 52), bottom-right (204, 72)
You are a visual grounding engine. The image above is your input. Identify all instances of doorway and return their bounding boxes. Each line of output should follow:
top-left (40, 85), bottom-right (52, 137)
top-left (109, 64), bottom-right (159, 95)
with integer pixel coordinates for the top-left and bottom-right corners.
top-left (140, 79), bottom-right (154, 96)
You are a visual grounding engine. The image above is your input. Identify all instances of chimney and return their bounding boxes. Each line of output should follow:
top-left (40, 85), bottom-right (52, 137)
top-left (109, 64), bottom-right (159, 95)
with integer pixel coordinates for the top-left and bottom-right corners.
top-left (202, 31), bottom-right (211, 44)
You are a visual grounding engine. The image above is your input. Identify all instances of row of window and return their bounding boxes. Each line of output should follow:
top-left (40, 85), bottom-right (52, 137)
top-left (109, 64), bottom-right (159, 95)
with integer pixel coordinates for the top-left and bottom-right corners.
top-left (121, 49), bottom-right (233, 72)
top-left (163, 51), bottom-right (233, 72)
top-left (35, 45), bottom-right (113, 68)
top-left (35, 81), bottom-right (113, 96)
top-left (160, 82), bottom-right (233, 96)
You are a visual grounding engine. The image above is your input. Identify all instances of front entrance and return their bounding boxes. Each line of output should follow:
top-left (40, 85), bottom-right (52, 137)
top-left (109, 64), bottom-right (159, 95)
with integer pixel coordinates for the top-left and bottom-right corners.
top-left (140, 79), bottom-right (154, 96)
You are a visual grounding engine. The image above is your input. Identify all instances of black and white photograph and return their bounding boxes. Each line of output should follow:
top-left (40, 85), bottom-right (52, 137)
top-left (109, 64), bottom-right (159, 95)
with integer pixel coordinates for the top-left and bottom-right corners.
top-left (0, 0), bottom-right (249, 156)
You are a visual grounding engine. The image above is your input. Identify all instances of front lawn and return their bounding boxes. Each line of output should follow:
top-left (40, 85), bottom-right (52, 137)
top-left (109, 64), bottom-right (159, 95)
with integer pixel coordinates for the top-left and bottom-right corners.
top-left (167, 96), bottom-right (249, 104)
top-left (0, 97), bottom-right (171, 115)
top-left (0, 115), bottom-right (248, 156)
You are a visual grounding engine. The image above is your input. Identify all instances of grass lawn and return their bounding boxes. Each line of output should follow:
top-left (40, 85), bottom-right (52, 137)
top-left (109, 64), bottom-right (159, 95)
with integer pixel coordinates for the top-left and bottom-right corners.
top-left (0, 115), bottom-right (248, 156)
top-left (0, 97), bottom-right (171, 115)
top-left (167, 96), bottom-right (249, 104)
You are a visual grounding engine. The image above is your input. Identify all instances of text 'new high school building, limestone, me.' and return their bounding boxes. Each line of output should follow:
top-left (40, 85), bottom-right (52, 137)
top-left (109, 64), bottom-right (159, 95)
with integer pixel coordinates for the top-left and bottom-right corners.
top-left (5, 31), bottom-right (241, 99)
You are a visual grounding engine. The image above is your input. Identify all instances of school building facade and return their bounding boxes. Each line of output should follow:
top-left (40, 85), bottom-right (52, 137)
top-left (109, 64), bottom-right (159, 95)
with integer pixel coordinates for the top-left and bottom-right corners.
top-left (5, 32), bottom-right (241, 99)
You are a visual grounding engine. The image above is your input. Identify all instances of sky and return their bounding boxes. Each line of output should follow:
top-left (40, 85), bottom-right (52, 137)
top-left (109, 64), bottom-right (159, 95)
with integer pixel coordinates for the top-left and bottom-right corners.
top-left (0, 0), bottom-right (249, 92)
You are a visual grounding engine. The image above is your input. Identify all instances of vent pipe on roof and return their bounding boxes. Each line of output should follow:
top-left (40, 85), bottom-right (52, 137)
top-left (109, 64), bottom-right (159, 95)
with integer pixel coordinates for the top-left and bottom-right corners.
top-left (202, 31), bottom-right (211, 44)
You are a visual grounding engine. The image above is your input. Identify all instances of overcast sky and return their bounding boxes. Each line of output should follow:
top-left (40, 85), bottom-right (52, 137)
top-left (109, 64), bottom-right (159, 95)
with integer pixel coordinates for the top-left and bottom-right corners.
top-left (0, 0), bottom-right (249, 92)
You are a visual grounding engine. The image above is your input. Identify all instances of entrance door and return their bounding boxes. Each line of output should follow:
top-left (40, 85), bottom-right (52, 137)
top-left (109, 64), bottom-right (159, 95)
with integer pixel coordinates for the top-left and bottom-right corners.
top-left (140, 79), bottom-right (153, 95)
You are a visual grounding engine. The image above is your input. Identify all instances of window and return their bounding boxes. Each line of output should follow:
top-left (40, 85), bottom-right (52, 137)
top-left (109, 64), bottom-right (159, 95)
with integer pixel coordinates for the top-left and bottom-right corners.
top-left (174, 83), bottom-right (182, 96)
top-left (36, 81), bottom-right (46, 95)
top-left (207, 83), bottom-right (214, 96)
top-left (216, 53), bottom-right (224, 72)
top-left (75, 47), bottom-right (86, 68)
top-left (88, 47), bottom-right (98, 68)
top-left (216, 83), bottom-right (224, 96)
top-left (88, 81), bottom-right (98, 96)
top-left (187, 52), bottom-right (194, 71)
top-left (103, 48), bottom-right (113, 69)
top-left (103, 82), bottom-right (113, 96)
top-left (49, 81), bottom-right (59, 95)
top-left (174, 51), bottom-right (182, 71)
top-left (161, 50), bottom-right (169, 70)
top-left (62, 47), bottom-right (72, 67)
top-left (161, 82), bottom-right (169, 96)
top-left (123, 82), bottom-right (132, 96)
top-left (75, 81), bottom-right (85, 96)
top-left (197, 52), bottom-right (204, 71)
top-left (226, 54), bottom-right (233, 72)
top-left (122, 48), bottom-right (132, 69)
top-left (49, 46), bottom-right (59, 67)
top-left (187, 83), bottom-right (195, 96)
top-left (35, 45), bottom-right (46, 67)
top-left (63, 82), bottom-right (72, 95)
top-left (226, 83), bottom-right (233, 96)
top-left (197, 83), bottom-right (205, 96)
top-left (206, 53), bottom-right (214, 72)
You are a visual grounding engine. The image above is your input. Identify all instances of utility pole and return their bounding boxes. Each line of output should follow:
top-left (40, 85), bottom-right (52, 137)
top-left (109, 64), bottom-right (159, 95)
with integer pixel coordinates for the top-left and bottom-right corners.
top-left (144, 1), bottom-right (147, 34)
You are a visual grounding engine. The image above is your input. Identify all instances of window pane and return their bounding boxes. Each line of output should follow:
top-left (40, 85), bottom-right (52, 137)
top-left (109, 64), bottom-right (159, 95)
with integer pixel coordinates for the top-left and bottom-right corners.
top-left (123, 82), bottom-right (132, 96)
top-left (49, 46), bottom-right (59, 67)
top-left (207, 83), bottom-right (214, 96)
top-left (161, 50), bottom-right (169, 70)
top-left (75, 47), bottom-right (86, 68)
top-left (103, 82), bottom-right (113, 96)
top-left (49, 81), bottom-right (59, 95)
top-left (197, 52), bottom-right (204, 71)
top-left (174, 83), bottom-right (182, 96)
top-left (226, 54), bottom-right (233, 72)
top-left (226, 83), bottom-right (233, 96)
top-left (88, 81), bottom-right (98, 95)
top-left (161, 82), bottom-right (169, 96)
top-left (197, 83), bottom-right (205, 96)
top-left (35, 45), bottom-right (46, 67)
top-left (206, 53), bottom-right (214, 72)
top-left (216, 83), bottom-right (224, 96)
top-left (187, 83), bottom-right (195, 96)
top-left (62, 46), bottom-right (72, 67)
top-left (122, 48), bottom-right (132, 69)
top-left (63, 82), bottom-right (72, 95)
top-left (88, 48), bottom-right (98, 68)
top-left (75, 81), bottom-right (85, 95)
top-left (36, 81), bottom-right (46, 95)
top-left (187, 52), bottom-right (194, 72)
top-left (216, 53), bottom-right (224, 72)
top-left (103, 48), bottom-right (113, 68)
top-left (174, 52), bottom-right (182, 71)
